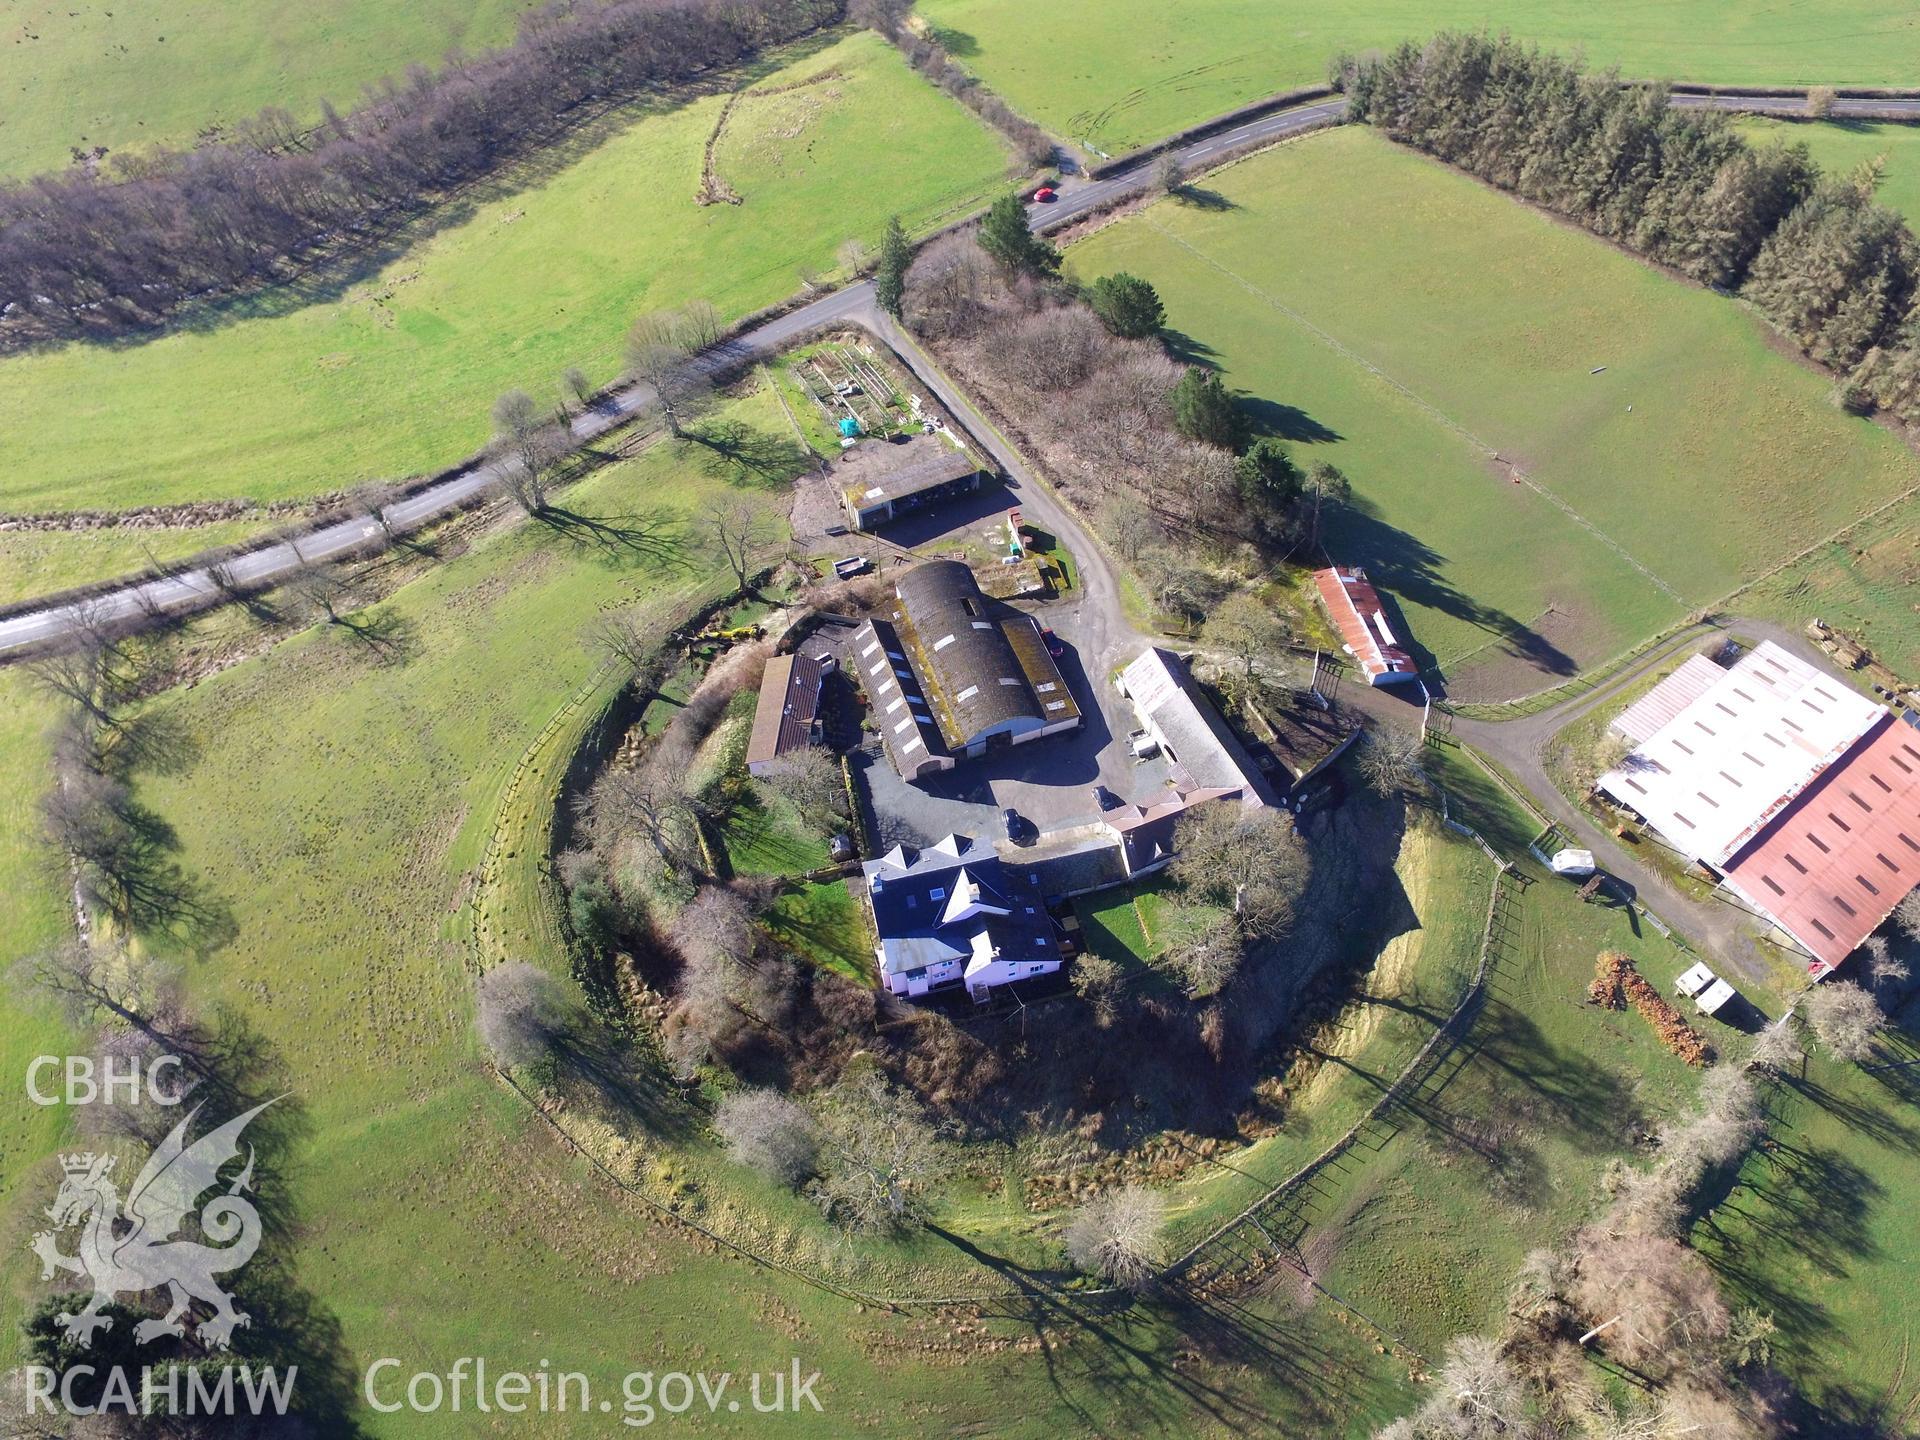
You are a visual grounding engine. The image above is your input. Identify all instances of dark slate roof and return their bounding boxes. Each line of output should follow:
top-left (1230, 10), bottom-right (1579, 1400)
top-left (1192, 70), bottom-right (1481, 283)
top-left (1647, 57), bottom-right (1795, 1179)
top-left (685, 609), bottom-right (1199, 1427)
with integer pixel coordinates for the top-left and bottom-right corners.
top-left (744, 652), bottom-right (825, 768)
top-left (838, 434), bottom-right (980, 511)
top-left (863, 834), bottom-right (1055, 977)
top-left (893, 561), bottom-right (1075, 747)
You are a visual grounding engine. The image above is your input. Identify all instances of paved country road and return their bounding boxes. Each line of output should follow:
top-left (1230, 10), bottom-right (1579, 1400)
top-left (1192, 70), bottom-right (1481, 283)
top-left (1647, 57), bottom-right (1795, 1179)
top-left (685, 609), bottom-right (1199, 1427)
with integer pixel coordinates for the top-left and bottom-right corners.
top-left (0, 84), bottom-right (1877, 981)
top-left (0, 82), bottom-right (1864, 659)
top-left (0, 97), bottom-right (1346, 661)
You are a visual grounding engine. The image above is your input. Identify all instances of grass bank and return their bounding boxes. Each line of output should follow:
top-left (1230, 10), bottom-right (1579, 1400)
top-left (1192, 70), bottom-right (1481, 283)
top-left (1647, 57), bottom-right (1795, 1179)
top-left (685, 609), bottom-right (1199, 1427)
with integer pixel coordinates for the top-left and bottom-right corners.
top-left (0, 31), bottom-right (1011, 517)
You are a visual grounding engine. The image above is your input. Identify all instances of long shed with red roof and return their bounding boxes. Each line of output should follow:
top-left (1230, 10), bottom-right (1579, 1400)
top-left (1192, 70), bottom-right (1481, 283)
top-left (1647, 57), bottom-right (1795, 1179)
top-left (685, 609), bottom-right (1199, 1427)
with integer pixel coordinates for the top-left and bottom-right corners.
top-left (1313, 565), bottom-right (1420, 686)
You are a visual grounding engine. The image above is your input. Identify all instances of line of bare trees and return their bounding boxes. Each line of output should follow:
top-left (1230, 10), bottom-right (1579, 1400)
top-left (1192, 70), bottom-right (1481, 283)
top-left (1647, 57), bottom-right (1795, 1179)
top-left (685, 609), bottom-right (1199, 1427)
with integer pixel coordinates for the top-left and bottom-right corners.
top-left (0, 0), bottom-right (841, 344)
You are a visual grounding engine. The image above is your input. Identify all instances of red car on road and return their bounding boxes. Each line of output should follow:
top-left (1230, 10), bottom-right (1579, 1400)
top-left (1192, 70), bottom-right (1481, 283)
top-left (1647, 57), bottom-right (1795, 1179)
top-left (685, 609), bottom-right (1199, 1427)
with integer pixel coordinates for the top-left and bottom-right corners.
top-left (1032, 186), bottom-right (1058, 203)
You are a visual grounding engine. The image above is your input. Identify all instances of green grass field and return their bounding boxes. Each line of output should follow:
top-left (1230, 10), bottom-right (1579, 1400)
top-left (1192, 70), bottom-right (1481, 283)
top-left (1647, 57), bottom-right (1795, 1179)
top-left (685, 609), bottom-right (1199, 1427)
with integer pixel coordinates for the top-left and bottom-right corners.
top-left (1697, 997), bottom-right (1920, 1423)
top-left (1738, 116), bottom-right (1920, 230)
top-left (0, 523), bottom-right (264, 606)
top-left (919, 0), bottom-right (1920, 155)
top-left (1066, 126), bottom-right (1920, 699)
top-left (0, 30), bottom-right (1010, 518)
top-left (0, 0), bottom-right (529, 177)
top-left (0, 381), bottom-right (1431, 1432)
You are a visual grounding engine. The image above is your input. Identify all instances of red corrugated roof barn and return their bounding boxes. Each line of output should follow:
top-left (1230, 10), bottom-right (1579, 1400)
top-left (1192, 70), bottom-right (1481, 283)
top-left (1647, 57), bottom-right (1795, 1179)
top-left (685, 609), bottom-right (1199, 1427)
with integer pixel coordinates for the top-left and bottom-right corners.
top-left (1313, 565), bottom-right (1420, 686)
top-left (1721, 714), bottom-right (1920, 977)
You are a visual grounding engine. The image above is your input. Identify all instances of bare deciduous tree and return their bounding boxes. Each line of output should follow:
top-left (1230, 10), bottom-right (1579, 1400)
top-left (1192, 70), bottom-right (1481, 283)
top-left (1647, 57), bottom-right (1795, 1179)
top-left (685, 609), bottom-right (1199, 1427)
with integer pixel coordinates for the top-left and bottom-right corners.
top-left (715, 1087), bottom-right (818, 1187)
top-left (562, 366), bottom-right (593, 413)
top-left (14, 941), bottom-right (215, 1089)
top-left (493, 388), bottom-right (566, 513)
top-left (1356, 725), bottom-right (1427, 797)
top-left (1747, 1019), bottom-right (1802, 1076)
top-left (813, 1066), bottom-right (947, 1232)
top-left (1892, 891), bottom-right (1920, 942)
top-left (1069, 952), bottom-right (1123, 1025)
top-left (1205, 592), bottom-right (1291, 695)
top-left (626, 303), bottom-right (721, 436)
top-left (1569, 1229), bottom-right (1730, 1376)
top-left (475, 961), bottom-right (574, 1070)
top-left (1065, 1184), bottom-right (1166, 1289)
top-left (706, 498), bottom-right (771, 595)
top-left (756, 747), bottom-right (844, 831)
top-left (288, 559), bottom-right (348, 625)
top-left (586, 610), bottom-right (668, 686)
top-left (1375, 1335), bottom-right (1528, 1439)
top-left (837, 237), bottom-right (872, 276)
top-left (1163, 905), bottom-right (1242, 996)
top-left (26, 642), bottom-right (115, 727)
top-left (1171, 803), bottom-right (1310, 940)
top-left (1799, 979), bottom-right (1884, 1062)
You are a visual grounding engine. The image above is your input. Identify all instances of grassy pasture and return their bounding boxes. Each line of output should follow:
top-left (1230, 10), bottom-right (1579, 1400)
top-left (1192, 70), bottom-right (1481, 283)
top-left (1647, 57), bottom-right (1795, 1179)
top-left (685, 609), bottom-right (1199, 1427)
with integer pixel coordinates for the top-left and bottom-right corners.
top-left (1696, 997), bottom-right (1920, 1424)
top-left (0, 0), bottom-right (530, 178)
top-left (0, 486), bottom-right (1737, 1435)
top-left (1737, 116), bottom-right (1920, 231)
top-left (0, 30), bottom-right (1010, 518)
top-left (0, 523), bottom-right (264, 606)
top-left (918, 0), bottom-right (1920, 155)
top-left (1066, 126), bottom-right (1920, 699)
top-left (0, 676), bottom-right (84, 1256)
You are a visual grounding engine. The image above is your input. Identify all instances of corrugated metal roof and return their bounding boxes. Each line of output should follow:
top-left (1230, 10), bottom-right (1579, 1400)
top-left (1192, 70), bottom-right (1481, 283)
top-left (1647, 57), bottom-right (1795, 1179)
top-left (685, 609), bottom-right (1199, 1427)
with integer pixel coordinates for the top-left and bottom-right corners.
top-left (1598, 641), bottom-right (1883, 867)
top-left (838, 434), bottom-right (978, 512)
top-left (893, 561), bottom-right (1075, 748)
top-left (1611, 654), bottom-right (1727, 745)
top-left (1722, 714), bottom-right (1920, 975)
top-left (851, 618), bottom-right (947, 777)
top-left (1314, 566), bottom-right (1420, 684)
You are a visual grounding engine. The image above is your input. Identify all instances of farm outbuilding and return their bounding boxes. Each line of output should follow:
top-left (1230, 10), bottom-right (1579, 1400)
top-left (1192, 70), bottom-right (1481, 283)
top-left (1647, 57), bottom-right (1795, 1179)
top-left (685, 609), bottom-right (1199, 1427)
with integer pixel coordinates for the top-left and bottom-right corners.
top-left (837, 433), bottom-right (982, 531)
top-left (1598, 640), bottom-right (1920, 978)
top-left (1313, 565), bottom-right (1421, 685)
top-left (853, 561), bottom-right (1080, 780)
top-left (744, 651), bottom-right (832, 777)
top-left (1117, 647), bottom-right (1275, 804)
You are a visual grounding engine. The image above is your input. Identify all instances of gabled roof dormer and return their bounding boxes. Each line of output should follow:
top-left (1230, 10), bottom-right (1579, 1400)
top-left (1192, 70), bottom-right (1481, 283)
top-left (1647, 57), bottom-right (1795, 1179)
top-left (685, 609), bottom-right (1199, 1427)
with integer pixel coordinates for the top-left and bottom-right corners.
top-left (940, 866), bottom-right (1011, 927)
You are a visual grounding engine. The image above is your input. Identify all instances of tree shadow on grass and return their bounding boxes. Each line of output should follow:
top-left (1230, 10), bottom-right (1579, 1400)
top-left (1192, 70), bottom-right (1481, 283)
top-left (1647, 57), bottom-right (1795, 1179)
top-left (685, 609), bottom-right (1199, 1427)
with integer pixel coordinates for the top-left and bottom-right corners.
top-left (1778, 1068), bottom-right (1920, 1150)
top-left (1708, 1136), bottom-right (1881, 1285)
top-left (1171, 185), bottom-right (1236, 211)
top-left (551, 1020), bottom-right (700, 1145)
top-left (1327, 496), bottom-right (1577, 687)
top-left (88, 800), bottom-right (239, 961)
top-left (1239, 394), bottom-right (1341, 444)
top-left (103, 706), bottom-right (204, 778)
top-left (27, 1006), bottom-right (371, 1434)
top-left (535, 506), bottom-right (690, 566)
top-left (329, 604), bottom-right (420, 666)
top-left (1161, 328), bottom-right (1222, 370)
top-left (677, 421), bottom-right (814, 490)
top-left (920, 1223), bottom-right (1345, 1434)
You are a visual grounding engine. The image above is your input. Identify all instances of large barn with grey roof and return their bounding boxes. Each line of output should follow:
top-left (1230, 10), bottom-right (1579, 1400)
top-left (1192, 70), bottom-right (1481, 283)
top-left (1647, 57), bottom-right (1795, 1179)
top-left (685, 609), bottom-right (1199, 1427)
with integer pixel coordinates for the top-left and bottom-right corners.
top-left (852, 560), bottom-right (1079, 779)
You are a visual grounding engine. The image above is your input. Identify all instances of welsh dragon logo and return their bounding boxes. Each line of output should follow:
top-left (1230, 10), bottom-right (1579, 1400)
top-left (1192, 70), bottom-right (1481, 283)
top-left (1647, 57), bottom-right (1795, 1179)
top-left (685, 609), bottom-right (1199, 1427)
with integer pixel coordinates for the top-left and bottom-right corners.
top-left (30, 1099), bottom-right (276, 1350)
